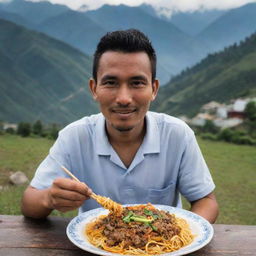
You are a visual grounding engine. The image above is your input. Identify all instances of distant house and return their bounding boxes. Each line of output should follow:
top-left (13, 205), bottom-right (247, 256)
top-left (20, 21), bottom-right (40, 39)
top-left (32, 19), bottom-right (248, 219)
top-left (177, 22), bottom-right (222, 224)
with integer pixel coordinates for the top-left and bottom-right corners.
top-left (201, 101), bottom-right (229, 119)
top-left (216, 106), bottom-right (229, 119)
top-left (227, 98), bottom-right (250, 119)
top-left (228, 111), bottom-right (246, 119)
top-left (201, 101), bottom-right (223, 114)
top-left (186, 97), bottom-right (256, 129)
top-left (3, 123), bottom-right (17, 131)
top-left (190, 113), bottom-right (215, 126)
top-left (213, 118), bottom-right (243, 129)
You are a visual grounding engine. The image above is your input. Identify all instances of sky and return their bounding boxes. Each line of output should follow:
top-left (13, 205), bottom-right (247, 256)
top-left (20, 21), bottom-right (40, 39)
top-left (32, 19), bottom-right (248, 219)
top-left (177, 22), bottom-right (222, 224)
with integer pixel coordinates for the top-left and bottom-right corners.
top-left (1, 0), bottom-right (256, 16)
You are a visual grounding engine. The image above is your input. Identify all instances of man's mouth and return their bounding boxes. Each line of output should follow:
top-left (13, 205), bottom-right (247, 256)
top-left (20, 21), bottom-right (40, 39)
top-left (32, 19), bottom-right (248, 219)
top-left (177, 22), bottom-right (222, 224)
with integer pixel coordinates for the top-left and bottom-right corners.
top-left (112, 109), bottom-right (136, 114)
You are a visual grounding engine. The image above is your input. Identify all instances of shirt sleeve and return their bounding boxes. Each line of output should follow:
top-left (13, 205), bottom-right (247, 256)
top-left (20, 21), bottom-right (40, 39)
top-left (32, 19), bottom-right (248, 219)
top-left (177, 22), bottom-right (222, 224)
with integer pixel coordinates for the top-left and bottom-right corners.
top-left (30, 132), bottom-right (70, 189)
top-left (178, 130), bottom-right (215, 202)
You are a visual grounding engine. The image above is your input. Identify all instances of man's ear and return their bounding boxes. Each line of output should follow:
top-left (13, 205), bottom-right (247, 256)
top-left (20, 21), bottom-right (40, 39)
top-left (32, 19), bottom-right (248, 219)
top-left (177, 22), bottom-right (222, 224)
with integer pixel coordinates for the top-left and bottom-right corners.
top-left (89, 78), bottom-right (98, 100)
top-left (151, 79), bottom-right (159, 101)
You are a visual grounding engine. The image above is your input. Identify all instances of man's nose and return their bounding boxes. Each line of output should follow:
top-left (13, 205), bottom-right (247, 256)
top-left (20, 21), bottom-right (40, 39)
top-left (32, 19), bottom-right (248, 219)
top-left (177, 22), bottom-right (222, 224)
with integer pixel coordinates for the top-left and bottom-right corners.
top-left (115, 85), bottom-right (132, 106)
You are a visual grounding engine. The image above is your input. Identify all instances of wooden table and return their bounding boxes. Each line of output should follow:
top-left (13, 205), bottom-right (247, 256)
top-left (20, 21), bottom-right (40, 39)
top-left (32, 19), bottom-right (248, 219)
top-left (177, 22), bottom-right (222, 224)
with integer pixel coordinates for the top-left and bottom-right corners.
top-left (0, 215), bottom-right (255, 256)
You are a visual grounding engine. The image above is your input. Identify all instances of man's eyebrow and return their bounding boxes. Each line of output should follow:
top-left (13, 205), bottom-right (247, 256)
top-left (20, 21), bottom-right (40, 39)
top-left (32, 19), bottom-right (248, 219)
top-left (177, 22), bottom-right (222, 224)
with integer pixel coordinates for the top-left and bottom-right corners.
top-left (130, 76), bottom-right (148, 81)
top-left (101, 75), bottom-right (117, 81)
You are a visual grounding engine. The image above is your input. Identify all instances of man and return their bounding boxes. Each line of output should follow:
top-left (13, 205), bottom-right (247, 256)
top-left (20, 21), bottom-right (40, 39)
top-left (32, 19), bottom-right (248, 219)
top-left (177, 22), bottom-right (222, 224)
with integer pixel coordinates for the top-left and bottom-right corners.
top-left (21, 29), bottom-right (218, 223)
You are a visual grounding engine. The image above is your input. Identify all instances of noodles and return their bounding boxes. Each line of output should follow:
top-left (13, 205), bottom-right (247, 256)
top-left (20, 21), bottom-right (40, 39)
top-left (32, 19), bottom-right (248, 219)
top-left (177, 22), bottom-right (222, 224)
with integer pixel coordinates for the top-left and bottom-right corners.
top-left (91, 193), bottom-right (123, 215)
top-left (85, 204), bottom-right (194, 255)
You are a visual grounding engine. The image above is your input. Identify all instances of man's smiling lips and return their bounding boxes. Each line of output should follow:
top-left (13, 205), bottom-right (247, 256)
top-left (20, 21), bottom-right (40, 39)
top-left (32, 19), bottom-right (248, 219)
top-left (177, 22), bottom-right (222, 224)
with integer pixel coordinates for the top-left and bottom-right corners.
top-left (111, 108), bottom-right (137, 118)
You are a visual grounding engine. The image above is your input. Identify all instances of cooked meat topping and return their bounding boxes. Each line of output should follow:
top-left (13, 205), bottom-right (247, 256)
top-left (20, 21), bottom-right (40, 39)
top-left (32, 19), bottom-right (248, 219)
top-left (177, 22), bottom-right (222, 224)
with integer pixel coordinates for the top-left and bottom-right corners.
top-left (99, 205), bottom-right (181, 249)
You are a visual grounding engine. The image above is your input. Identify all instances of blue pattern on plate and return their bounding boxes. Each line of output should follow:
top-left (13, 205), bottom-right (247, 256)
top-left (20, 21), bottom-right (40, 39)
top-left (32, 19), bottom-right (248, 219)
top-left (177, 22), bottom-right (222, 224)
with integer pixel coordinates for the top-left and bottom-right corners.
top-left (66, 204), bottom-right (214, 256)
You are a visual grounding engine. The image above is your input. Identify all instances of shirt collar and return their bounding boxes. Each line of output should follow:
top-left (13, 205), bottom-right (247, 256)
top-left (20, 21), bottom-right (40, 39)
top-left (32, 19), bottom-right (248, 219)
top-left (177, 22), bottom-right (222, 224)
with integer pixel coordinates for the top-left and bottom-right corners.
top-left (95, 112), bottom-right (160, 155)
top-left (142, 112), bottom-right (160, 154)
top-left (95, 113), bottom-right (112, 155)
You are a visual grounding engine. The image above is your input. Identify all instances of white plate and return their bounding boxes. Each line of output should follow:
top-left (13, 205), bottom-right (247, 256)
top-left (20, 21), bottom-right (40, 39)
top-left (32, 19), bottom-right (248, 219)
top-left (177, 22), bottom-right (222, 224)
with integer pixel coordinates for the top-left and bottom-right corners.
top-left (66, 204), bottom-right (214, 256)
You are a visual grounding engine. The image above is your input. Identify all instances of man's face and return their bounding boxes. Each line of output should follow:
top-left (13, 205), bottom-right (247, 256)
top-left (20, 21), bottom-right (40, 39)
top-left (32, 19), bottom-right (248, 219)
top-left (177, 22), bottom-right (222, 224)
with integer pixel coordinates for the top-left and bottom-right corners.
top-left (90, 51), bottom-right (159, 134)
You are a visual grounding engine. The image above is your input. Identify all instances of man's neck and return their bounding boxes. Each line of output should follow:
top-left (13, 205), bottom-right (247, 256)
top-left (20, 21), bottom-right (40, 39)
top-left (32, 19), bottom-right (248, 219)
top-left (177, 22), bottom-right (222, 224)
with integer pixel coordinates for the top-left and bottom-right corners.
top-left (106, 121), bottom-right (146, 147)
top-left (105, 120), bottom-right (146, 168)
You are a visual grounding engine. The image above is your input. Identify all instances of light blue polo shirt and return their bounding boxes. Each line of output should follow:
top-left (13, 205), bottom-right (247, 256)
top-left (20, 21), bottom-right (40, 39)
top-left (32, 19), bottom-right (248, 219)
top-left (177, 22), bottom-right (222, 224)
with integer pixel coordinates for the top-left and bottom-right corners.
top-left (30, 112), bottom-right (215, 213)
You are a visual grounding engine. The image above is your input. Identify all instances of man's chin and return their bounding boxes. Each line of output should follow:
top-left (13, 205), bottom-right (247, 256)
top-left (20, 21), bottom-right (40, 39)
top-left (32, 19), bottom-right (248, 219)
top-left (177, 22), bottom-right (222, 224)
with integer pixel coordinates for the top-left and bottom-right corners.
top-left (112, 125), bottom-right (134, 132)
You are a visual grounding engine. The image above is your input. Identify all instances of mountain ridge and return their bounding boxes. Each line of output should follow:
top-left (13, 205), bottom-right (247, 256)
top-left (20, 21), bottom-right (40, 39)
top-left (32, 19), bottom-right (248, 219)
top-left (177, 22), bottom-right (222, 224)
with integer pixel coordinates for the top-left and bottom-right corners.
top-left (153, 32), bottom-right (256, 117)
top-left (0, 18), bottom-right (98, 124)
top-left (197, 3), bottom-right (256, 51)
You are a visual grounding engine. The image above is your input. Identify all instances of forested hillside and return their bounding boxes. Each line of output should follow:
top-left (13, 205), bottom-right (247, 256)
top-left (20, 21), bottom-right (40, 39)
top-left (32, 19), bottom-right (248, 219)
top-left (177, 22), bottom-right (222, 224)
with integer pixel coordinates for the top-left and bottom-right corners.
top-left (38, 10), bottom-right (107, 55)
top-left (153, 32), bottom-right (256, 117)
top-left (0, 19), bottom-right (97, 124)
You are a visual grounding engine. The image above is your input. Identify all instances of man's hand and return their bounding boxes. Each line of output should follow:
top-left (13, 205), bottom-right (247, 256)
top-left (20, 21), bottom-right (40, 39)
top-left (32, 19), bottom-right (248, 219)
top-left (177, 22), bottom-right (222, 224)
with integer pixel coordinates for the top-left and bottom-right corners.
top-left (21, 178), bottom-right (92, 219)
top-left (46, 178), bottom-right (92, 212)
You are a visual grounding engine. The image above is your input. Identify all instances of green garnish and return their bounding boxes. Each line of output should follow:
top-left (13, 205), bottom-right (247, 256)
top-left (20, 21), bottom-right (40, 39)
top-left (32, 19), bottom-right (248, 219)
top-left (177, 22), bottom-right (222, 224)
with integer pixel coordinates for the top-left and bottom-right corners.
top-left (149, 223), bottom-right (158, 231)
top-left (152, 214), bottom-right (160, 219)
top-left (144, 222), bottom-right (158, 231)
top-left (130, 216), bottom-right (153, 223)
top-left (144, 209), bottom-right (153, 216)
top-left (144, 208), bottom-right (160, 220)
top-left (123, 211), bottom-right (134, 223)
top-left (122, 211), bottom-right (153, 223)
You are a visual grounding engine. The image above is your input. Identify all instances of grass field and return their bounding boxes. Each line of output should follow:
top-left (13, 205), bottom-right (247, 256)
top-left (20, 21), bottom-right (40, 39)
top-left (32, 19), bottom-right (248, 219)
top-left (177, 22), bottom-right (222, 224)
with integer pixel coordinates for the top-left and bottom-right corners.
top-left (0, 134), bottom-right (255, 224)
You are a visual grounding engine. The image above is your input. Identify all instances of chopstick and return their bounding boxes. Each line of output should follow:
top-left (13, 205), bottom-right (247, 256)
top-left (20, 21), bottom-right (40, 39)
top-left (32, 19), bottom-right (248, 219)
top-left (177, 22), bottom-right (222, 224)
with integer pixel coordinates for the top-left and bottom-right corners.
top-left (60, 165), bottom-right (98, 197)
top-left (58, 163), bottom-right (122, 214)
top-left (61, 165), bottom-right (80, 182)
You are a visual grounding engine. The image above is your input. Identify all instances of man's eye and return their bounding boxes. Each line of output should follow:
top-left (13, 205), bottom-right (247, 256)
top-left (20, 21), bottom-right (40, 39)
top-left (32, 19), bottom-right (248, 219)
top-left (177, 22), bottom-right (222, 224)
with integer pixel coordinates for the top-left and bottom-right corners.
top-left (131, 81), bottom-right (146, 87)
top-left (103, 81), bottom-right (116, 86)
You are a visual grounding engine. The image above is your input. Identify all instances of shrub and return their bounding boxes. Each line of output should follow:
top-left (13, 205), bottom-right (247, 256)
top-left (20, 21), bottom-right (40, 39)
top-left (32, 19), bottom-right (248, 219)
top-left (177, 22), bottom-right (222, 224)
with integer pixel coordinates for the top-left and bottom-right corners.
top-left (5, 127), bottom-right (15, 134)
top-left (202, 120), bottom-right (220, 134)
top-left (218, 128), bottom-right (234, 142)
top-left (201, 133), bottom-right (218, 141)
top-left (47, 124), bottom-right (59, 140)
top-left (217, 128), bottom-right (256, 145)
top-left (33, 120), bottom-right (43, 136)
top-left (232, 135), bottom-right (256, 145)
top-left (17, 122), bottom-right (31, 137)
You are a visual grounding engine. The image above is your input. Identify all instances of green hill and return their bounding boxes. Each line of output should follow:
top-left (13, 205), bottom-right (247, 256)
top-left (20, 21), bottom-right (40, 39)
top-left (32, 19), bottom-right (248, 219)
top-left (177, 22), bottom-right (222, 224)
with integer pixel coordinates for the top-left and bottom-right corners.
top-left (153, 32), bottom-right (256, 117)
top-left (0, 18), bottom-right (98, 124)
top-left (38, 10), bottom-right (107, 55)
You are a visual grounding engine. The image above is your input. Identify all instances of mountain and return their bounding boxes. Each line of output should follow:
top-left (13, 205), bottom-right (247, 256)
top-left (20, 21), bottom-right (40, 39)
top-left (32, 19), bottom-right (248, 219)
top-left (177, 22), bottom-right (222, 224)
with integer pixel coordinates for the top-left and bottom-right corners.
top-left (1, 1), bottom-right (255, 86)
top-left (197, 3), bottom-right (256, 51)
top-left (85, 4), bottom-right (209, 83)
top-left (138, 4), bottom-right (226, 36)
top-left (169, 10), bottom-right (226, 36)
top-left (0, 18), bottom-right (98, 124)
top-left (37, 10), bottom-right (107, 55)
top-left (0, 9), bottom-right (33, 29)
top-left (152, 32), bottom-right (256, 117)
top-left (138, 3), bottom-right (157, 17)
top-left (0, 0), bottom-right (68, 24)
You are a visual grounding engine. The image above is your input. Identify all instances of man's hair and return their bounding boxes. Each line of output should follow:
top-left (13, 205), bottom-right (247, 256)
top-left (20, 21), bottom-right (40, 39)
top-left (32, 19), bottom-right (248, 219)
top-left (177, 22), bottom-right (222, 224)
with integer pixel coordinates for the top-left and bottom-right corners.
top-left (92, 29), bottom-right (157, 82)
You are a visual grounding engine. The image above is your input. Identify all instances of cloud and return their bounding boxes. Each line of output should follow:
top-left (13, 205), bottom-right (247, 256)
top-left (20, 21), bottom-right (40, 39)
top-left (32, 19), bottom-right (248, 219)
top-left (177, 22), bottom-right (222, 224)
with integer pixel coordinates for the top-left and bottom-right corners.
top-left (6, 0), bottom-right (256, 16)
top-left (148, 0), bottom-right (256, 17)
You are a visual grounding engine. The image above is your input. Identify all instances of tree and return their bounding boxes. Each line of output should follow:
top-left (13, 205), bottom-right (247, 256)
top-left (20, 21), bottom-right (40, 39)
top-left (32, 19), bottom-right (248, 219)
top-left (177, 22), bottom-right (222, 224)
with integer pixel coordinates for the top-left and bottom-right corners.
top-left (6, 127), bottom-right (15, 134)
top-left (48, 123), bottom-right (59, 140)
top-left (244, 101), bottom-right (256, 137)
top-left (0, 120), bottom-right (3, 132)
top-left (33, 120), bottom-right (43, 136)
top-left (244, 101), bottom-right (256, 121)
top-left (17, 122), bottom-right (31, 137)
top-left (202, 120), bottom-right (219, 134)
